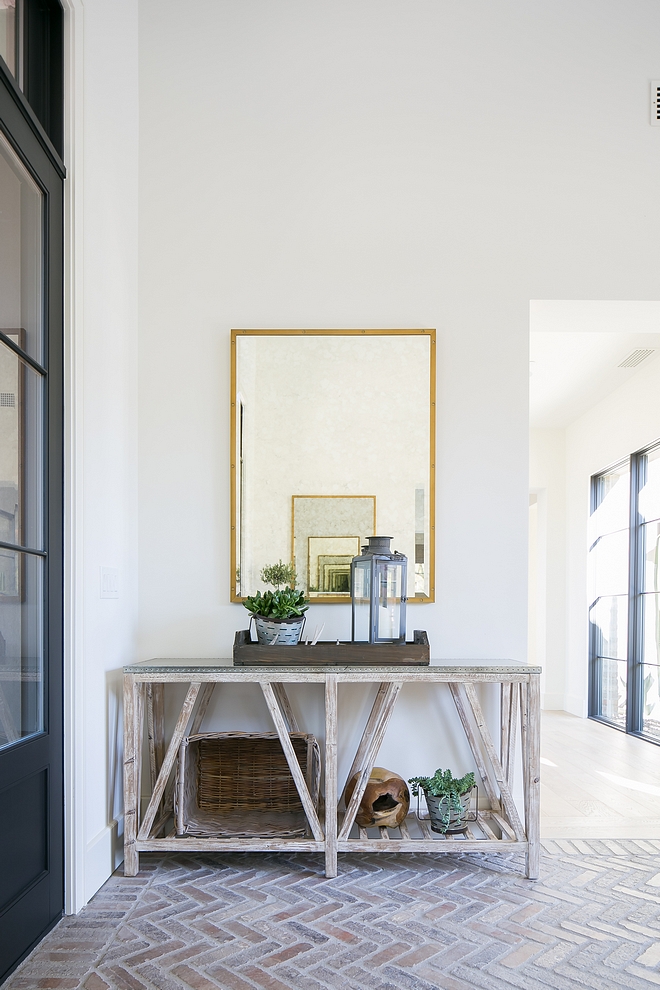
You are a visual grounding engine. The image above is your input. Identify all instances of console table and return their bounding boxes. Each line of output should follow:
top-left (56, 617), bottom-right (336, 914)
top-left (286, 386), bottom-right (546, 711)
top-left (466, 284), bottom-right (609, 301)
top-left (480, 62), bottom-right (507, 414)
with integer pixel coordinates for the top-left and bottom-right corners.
top-left (122, 659), bottom-right (541, 879)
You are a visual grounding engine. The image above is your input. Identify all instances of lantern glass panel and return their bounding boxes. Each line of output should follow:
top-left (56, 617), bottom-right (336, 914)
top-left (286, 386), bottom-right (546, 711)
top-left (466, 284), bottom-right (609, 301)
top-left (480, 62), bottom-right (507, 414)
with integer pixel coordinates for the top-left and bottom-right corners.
top-left (352, 559), bottom-right (371, 642)
top-left (378, 563), bottom-right (403, 640)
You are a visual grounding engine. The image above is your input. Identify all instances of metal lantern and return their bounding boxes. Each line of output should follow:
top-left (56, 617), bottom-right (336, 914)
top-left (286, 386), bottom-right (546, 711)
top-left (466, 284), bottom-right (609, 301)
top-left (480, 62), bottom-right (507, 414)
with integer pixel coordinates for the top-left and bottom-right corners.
top-left (351, 536), bottom-right (407, 644)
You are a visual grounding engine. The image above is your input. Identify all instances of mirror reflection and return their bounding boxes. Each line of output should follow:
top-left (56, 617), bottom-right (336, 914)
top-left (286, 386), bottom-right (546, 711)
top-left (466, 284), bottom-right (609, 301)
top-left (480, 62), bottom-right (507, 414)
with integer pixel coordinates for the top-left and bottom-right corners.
top-left (231, 330), bottom-right (435, 603)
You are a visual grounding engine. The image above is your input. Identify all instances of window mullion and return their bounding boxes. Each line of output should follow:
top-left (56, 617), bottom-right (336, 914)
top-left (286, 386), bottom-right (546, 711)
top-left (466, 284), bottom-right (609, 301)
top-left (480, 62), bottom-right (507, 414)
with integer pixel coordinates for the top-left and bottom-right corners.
top-left (627, 452), bottom-right (644, 734)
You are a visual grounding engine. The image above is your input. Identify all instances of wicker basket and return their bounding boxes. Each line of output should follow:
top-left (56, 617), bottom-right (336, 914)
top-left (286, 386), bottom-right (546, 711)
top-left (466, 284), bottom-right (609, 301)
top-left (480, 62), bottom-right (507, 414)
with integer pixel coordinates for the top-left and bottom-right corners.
top-left (175, 731), bottom-right (321, 838)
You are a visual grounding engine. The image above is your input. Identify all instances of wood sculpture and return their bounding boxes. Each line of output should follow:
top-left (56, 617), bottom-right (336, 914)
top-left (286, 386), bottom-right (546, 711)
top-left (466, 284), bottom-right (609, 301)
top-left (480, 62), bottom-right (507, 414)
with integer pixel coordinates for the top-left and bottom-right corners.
top-left (344, 766), bottom-right (410, 828)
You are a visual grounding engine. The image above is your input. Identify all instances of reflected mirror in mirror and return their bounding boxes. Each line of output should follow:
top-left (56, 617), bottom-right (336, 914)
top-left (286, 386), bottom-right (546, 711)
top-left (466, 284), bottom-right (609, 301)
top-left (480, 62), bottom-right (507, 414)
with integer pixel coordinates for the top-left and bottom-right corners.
top-left (231, 330), bottom-right (435, 604)
top-left (297, 498), bottom-right (373, 598)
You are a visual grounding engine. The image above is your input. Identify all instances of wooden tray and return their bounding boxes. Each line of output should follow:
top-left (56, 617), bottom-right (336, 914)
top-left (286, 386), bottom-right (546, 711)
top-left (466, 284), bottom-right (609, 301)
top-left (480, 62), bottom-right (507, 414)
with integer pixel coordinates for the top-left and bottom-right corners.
top-left (232, 629), bottom-right (430, 666)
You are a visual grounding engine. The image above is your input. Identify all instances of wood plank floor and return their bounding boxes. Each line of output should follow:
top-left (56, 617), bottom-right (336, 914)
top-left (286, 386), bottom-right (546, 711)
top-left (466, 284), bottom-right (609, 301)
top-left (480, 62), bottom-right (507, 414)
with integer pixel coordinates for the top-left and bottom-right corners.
top-left (541, 710), bottom-right (660, 838)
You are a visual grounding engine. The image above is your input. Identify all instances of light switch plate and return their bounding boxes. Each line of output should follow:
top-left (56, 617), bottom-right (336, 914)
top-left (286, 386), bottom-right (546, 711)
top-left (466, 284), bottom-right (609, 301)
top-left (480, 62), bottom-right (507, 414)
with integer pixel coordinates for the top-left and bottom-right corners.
top-left (100, 566), bottom-right (119, 599)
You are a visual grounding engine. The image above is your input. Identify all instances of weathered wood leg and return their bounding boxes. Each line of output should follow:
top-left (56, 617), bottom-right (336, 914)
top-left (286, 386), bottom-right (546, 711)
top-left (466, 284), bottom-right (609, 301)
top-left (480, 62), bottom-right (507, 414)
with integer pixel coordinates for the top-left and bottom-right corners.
top-left (152, 683), bottom-right (165, 772)
top-left (500, 683), bottom-right (511, 772)
top-left (500, 682), bottom-right (518, 787)
top-left (449, 683), bottom-right (499, 811)
top-left (261, 681), bottom-right (324, 842)
top-left (123, 674), bottom-right (140, 876)
top-left (150, 683), bottom-right (167, 827)
top-left (463, 682), bottom-right (525, 841)
top-left (524, 674), bottom-right (541, 880)
top-left (505, 684), bottom-right (518, 790)
top-left (272, 683), bottom-right (300, 733)
top-left (339, 682), bottom-right (402, 841)
top-left (138, 682), bottom-right (201, 841)
top-left (519, 681), bottom-right (528, 788)
top-left (342, 683), bottom-right (389, 793)
top-left (146, 684), bottom-right (157, 791)
top-left (324, 674), bottom-right (338, 878)
top-left (190, 682), bottom-right (215, 736)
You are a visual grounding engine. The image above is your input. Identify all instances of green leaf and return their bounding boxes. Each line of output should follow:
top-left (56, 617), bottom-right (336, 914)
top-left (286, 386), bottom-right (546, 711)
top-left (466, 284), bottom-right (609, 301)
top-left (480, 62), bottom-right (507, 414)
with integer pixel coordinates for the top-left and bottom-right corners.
top-left (408, 769), bottom-right (475, 798)
top-left (243, 587), bottom-right (309, 619)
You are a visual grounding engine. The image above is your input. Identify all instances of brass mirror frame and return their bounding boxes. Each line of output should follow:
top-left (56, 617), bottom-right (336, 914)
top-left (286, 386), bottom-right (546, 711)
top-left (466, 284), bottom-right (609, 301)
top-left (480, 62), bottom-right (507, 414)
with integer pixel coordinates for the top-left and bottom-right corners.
top-left (230, 328), bottom-right (436, 604)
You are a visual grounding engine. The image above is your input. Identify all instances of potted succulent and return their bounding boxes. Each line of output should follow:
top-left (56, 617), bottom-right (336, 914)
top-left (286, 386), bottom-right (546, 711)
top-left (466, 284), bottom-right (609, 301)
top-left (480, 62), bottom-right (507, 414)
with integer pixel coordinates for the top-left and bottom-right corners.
top-left (408, 768), bottom-right (476, 834)
top-left (243, 561), bottom-right (309, 645)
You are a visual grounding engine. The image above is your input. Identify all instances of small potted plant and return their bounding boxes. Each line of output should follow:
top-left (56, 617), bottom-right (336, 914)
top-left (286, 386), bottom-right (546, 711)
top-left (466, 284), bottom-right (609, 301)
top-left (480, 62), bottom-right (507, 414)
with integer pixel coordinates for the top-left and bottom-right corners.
top-left (243, 561), bottom-right (309, 645)
top-left (408, 768), bottom-right (476, 834)
top-left (260, 560), bottom-right (296, 590)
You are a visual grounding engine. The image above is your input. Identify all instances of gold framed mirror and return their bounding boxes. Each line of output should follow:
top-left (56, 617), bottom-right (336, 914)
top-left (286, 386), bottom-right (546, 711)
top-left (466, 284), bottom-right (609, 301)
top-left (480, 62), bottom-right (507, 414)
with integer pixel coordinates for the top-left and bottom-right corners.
top-left (231, 329), bottom-right (435, 604)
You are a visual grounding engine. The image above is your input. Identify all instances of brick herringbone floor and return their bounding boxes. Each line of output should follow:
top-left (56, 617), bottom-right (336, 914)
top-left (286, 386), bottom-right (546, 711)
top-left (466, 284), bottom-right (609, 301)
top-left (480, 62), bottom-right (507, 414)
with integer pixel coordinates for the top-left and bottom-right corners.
top-left (6, 841), bottom-right (660, 990)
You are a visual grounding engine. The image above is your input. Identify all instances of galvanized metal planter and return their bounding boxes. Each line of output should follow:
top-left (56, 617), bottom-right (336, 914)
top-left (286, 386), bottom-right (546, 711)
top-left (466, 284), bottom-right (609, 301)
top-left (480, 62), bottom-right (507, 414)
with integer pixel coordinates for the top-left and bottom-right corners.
top-left (417, 786), bottom-right (477, 835)
top-left (252, 614), bottom-right (306, 645)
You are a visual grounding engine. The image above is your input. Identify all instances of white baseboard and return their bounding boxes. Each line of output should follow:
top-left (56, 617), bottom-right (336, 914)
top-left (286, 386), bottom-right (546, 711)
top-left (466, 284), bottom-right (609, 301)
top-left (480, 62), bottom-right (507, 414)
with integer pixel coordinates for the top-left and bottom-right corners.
top-left (542, 693), bottom-right (565, 711)
top-left (564, 694), bottom-right (587, 718)
top-left (84, 816), bottom-right (124, 904)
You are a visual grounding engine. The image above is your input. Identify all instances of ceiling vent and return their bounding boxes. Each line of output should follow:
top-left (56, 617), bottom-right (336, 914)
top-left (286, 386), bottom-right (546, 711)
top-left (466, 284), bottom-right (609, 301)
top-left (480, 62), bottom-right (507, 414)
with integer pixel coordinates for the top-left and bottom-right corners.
top-left (652, 81), bottom-right (660, 125)
top-left (618, 349), bottom-right (655, 368)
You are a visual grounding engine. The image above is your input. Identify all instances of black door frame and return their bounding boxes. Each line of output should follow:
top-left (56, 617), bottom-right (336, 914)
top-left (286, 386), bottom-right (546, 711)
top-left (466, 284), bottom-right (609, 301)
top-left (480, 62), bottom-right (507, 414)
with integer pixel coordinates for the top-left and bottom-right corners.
top-left (0, 55), bottom-right (65, 983)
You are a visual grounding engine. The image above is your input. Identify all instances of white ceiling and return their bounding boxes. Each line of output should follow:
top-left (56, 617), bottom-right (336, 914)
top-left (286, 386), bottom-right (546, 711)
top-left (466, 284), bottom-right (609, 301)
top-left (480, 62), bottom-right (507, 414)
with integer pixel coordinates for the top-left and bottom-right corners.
top-left (529, 302), bottom-right (660, 429)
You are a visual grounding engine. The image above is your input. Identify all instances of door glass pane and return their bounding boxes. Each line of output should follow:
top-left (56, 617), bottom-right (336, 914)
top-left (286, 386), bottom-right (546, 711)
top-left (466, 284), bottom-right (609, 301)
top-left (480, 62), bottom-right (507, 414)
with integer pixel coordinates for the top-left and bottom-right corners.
top-left (598, 657), bottom-right (627, 726)
top-left (641, 593), bottom-right (660, 667)
top-left (589, 530), bottom-right (629, 601)
top-left (0, 132), bottom-right (43, 364)
top-left (590, 462), bottom-right (630, 540)
top-left (642, 664), bottom-right (660, 740)
top-left (0, 0), bottom-right (17, 77)
top-left (0, 340), bottom-right (43, 551)
top-left (639, 446), bottom-right (660, 525)
top-left (589, 594), bottom-right (628, 660)
top-left (0, 552), bottom-right (43, 749)
top-left (642, 521), bottom-right (660, 593)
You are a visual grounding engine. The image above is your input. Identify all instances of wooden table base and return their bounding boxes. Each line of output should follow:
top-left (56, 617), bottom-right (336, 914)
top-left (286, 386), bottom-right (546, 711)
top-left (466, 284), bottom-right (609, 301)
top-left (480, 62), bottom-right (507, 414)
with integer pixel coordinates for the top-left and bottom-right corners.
top-left (122, 661), bottom-right (541, 880)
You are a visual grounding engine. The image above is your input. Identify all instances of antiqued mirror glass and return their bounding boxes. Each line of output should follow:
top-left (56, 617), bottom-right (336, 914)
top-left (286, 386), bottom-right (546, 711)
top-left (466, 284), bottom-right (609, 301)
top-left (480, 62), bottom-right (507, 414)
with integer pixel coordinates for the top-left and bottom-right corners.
top-left (231, 330), bottom-right (435, 604)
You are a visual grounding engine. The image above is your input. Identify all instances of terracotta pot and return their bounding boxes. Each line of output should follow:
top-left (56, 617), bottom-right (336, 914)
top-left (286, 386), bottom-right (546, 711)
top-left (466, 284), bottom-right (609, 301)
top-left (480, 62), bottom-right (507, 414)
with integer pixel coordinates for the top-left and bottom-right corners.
top-left (344, 766), bottom-right (410, 828)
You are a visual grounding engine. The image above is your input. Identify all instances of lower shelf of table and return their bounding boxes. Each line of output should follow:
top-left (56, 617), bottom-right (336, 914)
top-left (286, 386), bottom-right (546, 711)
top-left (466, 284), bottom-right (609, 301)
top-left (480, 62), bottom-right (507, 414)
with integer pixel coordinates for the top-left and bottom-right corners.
top-left (135, 837), bottom-right (325, 853)
top-left (337, 809), bottom-right (521, 852)
top-left (134, 810), bottom-right (523, 855)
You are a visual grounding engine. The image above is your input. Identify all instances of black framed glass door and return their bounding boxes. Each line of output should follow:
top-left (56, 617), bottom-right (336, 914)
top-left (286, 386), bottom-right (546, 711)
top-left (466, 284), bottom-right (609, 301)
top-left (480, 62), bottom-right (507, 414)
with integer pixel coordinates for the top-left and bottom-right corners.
top-left (631, 444), bottom-right (660, 739)
top-left (0, 57), bottom-right (63, 982)
top-left (588, 460), bottom-right (630, 728)
top-left (589, 441), bottom-right (660, 744)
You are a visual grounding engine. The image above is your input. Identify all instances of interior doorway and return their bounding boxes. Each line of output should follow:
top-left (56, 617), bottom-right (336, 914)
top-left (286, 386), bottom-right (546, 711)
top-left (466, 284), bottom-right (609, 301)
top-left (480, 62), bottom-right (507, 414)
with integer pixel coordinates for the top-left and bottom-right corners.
top-left (530, 300), bottom-right (660, 839)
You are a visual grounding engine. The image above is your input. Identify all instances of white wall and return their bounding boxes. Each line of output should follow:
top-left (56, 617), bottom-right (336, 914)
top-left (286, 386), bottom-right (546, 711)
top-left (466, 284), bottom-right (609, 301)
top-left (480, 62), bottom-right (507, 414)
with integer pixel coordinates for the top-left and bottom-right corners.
top-left (132, 0), bottom-right (660, 840)
top-left (137, 0), bottom-right (660, 651)
top-left (529, 429), bottom-right (566, 710)
top-left (65, 0), bottom-right (139, 910)
top-left (564, 352), bottom-right (660, 716)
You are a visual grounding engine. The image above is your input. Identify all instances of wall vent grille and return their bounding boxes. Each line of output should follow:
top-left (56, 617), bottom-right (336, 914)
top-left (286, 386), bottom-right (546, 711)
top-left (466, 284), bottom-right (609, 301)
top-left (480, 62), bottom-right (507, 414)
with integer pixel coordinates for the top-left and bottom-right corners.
top-left (0, 393), bottom-right (15, 407)
top-left (618, 349), bottom-right (655, 369)
top-left (652, 81), bottom-right (660, 125)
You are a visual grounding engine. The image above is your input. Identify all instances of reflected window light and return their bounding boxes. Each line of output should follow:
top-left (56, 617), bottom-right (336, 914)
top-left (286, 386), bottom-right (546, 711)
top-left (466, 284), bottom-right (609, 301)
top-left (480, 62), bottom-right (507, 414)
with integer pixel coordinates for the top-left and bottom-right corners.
top-left (596, 770), bottom-right (660, 797)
